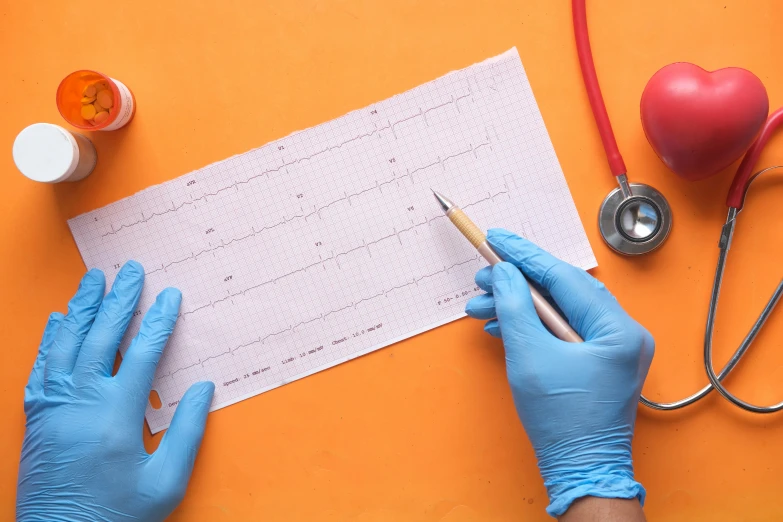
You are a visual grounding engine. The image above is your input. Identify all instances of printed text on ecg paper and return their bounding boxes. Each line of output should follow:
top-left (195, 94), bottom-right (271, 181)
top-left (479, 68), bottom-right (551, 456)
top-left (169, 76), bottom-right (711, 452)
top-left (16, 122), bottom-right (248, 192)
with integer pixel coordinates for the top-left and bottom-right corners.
top-left (68, 48), bottom-right (596, 433)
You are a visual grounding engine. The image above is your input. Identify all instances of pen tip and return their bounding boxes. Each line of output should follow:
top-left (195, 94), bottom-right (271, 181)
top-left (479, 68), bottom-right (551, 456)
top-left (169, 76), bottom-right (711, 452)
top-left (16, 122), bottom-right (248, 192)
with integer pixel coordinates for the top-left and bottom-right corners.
top-left (431, 189), bottom-right (453, 212)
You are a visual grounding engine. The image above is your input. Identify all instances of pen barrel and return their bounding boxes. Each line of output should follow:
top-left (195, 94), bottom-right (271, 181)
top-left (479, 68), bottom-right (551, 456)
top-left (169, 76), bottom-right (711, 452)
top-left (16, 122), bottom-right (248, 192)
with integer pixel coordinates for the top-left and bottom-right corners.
top-left (446, 207), bottom-right (486, 249)
top-left (480, 241), bottom-right (582, 343)
top-left (445, 205), bottom-right (582, 343)
top-left (477, 242), bottom-right (503, 265)
top-left (528, 288), bottom-right (583, 343)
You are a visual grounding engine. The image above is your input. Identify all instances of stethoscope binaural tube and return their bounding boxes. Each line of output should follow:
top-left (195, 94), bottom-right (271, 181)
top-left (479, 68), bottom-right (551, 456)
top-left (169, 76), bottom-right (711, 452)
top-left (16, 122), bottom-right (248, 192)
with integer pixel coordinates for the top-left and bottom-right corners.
top-left (702, 108), bottom-right (783, 413)
top-left (572, 0), bottom-right (672, 256)
top-left (643, 109), bottom-right (783, 413)
top-left (640, 110), bottom-right (783, 412)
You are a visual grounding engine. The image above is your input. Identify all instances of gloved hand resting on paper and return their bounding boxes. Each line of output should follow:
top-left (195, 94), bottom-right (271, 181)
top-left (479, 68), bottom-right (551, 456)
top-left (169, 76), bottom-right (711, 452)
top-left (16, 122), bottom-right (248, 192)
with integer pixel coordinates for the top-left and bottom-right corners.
top-left (16, 262), bottom-right (215, 522)
top-left (465, 229), bottom-right (654, 519)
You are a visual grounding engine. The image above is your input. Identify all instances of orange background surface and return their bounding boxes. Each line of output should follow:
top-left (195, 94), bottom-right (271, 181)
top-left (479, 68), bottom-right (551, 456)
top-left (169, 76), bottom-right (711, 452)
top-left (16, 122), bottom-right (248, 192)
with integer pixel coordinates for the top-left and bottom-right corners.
top-left (3, 1), bottom-right (783, 520)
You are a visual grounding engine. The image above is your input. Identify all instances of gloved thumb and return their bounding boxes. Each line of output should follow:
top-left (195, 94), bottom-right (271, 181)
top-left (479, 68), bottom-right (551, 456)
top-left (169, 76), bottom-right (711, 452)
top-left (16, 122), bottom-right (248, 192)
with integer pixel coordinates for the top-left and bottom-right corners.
top-left (147, 381), bottom-right (215, 507)
top-left (491, 262), bottom-right (548, 346)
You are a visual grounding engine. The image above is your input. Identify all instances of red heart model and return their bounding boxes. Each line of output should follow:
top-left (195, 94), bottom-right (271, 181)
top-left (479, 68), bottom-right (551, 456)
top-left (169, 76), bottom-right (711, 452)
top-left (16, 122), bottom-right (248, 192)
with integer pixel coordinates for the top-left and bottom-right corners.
top-left (640, 63), bottom-right (768, 181)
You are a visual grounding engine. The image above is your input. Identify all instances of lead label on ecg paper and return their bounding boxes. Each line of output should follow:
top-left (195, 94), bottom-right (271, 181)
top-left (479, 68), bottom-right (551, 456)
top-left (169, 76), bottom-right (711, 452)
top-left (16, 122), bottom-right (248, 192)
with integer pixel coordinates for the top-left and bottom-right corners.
top-left (67, 48), bottom-right (596, 434)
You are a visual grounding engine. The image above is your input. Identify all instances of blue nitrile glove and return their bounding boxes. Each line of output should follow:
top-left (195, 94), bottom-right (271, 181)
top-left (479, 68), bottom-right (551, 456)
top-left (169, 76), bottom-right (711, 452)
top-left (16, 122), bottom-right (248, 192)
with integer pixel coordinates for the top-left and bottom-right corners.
top-left (17, 262), bottom-right (215, 522)
top-left (465, 229), bottom-right (654, 517)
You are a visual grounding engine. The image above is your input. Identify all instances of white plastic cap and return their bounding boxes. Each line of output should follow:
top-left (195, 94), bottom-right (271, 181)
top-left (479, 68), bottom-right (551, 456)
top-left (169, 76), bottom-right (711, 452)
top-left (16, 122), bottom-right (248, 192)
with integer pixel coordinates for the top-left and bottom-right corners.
top-left (13, 123), bottom-right (80, 183)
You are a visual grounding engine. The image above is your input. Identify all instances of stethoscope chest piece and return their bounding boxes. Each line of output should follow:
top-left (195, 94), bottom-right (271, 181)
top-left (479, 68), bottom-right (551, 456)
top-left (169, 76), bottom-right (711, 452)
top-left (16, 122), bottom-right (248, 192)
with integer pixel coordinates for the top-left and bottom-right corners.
top-left (598, 175), bottom-right (672, 255)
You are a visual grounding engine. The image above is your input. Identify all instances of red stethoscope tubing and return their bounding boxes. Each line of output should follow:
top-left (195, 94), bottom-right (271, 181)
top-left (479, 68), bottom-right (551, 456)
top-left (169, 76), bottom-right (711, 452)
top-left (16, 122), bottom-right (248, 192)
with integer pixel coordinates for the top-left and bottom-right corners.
top-left (573, 0), bottom-right (783, 208)
top-left (727, 107), bottom-right (783, 209)
top-left (571, 0), bottom-right (626, 177)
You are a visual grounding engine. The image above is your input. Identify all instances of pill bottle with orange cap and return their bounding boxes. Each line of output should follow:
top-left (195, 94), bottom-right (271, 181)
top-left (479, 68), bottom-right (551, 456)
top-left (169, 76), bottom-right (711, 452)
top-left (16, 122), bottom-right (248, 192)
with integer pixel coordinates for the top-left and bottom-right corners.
top-left (56, 70), bottom-right (135, 131)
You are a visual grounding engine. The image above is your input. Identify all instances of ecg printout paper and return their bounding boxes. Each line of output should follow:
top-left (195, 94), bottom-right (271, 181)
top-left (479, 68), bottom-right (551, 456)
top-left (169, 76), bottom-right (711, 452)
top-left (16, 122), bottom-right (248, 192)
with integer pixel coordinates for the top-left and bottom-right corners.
top-left (69, 48), bottom-right (596, 433)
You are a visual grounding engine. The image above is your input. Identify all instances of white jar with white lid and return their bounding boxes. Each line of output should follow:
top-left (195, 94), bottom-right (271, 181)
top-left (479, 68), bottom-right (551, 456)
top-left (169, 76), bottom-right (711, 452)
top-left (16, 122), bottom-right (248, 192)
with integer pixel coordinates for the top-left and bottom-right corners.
top-left (12, 123), bottom-right (97, 183)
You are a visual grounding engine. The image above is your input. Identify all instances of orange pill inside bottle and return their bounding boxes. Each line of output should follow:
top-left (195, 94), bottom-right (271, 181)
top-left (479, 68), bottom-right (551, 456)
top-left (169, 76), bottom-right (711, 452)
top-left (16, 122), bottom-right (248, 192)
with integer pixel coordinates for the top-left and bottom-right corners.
top-left (56, 70), bottom-right (136, 131)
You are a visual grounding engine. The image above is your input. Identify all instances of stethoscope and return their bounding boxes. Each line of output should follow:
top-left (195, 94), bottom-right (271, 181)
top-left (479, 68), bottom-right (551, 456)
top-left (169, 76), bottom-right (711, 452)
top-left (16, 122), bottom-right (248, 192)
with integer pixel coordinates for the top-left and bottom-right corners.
top-left (573, 0), bottom-right (783, 413)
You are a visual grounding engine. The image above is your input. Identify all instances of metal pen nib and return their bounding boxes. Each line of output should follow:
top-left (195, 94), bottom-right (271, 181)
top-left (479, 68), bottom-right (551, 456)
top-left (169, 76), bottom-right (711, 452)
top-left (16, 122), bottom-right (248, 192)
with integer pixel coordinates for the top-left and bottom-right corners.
top-left (431, 188), bottom-right (582, 343)
top-left (432, 189), bottom-right (454, 212)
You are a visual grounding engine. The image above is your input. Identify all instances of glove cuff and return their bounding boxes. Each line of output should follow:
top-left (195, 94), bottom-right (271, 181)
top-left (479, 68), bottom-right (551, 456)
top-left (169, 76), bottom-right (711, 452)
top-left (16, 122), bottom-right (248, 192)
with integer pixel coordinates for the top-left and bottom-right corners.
top-left (543, 471), bottom-right (646, 517)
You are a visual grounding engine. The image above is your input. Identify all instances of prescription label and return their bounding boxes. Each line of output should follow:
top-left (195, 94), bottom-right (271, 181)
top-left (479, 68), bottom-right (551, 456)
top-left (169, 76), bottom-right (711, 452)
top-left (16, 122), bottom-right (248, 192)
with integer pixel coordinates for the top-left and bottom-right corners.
top-left (102, 79), bottom-right (135, 131)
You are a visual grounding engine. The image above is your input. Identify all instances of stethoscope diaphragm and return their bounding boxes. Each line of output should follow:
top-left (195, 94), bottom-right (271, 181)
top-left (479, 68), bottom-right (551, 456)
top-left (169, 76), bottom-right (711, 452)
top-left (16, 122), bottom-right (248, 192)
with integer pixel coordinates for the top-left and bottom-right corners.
top-left (597, 175), bottom-right (672, 256)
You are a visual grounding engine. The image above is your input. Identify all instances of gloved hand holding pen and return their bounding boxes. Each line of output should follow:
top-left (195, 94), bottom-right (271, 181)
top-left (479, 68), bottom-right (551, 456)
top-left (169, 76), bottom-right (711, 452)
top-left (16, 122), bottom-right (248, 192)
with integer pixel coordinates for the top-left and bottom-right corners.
top-left (16, 262), bottom-right (214, 522)
top-left (465, 229), bottom-right (654, 519)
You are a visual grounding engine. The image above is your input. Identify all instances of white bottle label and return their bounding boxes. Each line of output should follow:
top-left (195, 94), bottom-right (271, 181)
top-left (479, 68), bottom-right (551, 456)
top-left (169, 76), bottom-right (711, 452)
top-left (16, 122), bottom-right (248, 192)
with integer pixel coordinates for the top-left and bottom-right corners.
top-left (102, 78), bottom-right (135, 131)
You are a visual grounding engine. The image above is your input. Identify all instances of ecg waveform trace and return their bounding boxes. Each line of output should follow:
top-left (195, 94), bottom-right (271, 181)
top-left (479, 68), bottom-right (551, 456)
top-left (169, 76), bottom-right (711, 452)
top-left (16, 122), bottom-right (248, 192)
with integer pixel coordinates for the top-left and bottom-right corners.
top-left (161, 190), bottom-right (506, 311)
top-left (68, 48), bottom-right (596, 433)
top-left (102, 94), bottom-right (481, 238)
top-left (146, 144), bottom-right (493, 277)
top-left (165, 256), bottom-right (481, 380)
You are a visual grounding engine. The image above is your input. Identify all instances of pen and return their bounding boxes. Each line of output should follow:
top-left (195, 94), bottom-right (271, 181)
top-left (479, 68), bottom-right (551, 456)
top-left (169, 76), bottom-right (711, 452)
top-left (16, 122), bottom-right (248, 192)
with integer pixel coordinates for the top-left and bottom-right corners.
top-left (432, 189), bottom-right (582, 343)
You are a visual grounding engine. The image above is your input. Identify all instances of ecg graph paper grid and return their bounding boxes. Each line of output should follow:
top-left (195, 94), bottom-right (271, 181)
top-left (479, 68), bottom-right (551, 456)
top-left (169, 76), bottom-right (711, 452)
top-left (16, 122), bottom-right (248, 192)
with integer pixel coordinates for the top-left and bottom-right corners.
top-left (69, 48), bottom-right (596, 433)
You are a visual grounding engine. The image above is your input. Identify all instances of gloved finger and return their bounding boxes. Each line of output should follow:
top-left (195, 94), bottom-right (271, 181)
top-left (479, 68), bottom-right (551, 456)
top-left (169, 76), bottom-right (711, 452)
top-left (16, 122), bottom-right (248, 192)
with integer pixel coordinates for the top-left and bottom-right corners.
top-left (491, 262), bottom-right (549, 345)
top-left (465, 293), bottom-right (496, 320)
top-left (474, 266), bottom-right (493, 293)
top-left (74, 261), bottom-right (144, 380)
top-left (116, 288), bottom-right (181, 412)
top-left (25, 313), bottom-right (64, 398)
top-left (145, 381), bottom-right (215, 508)
top-left (487, 229), bottom-right (619, 339)
top-left (640, 329), bottom-right (656, 373)
top-left (484, 319), bottom-right (501, 338)
top-left (45, 269), bottom-right (105, 387)
top-left (480, 263), bottom-right (560, 308)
